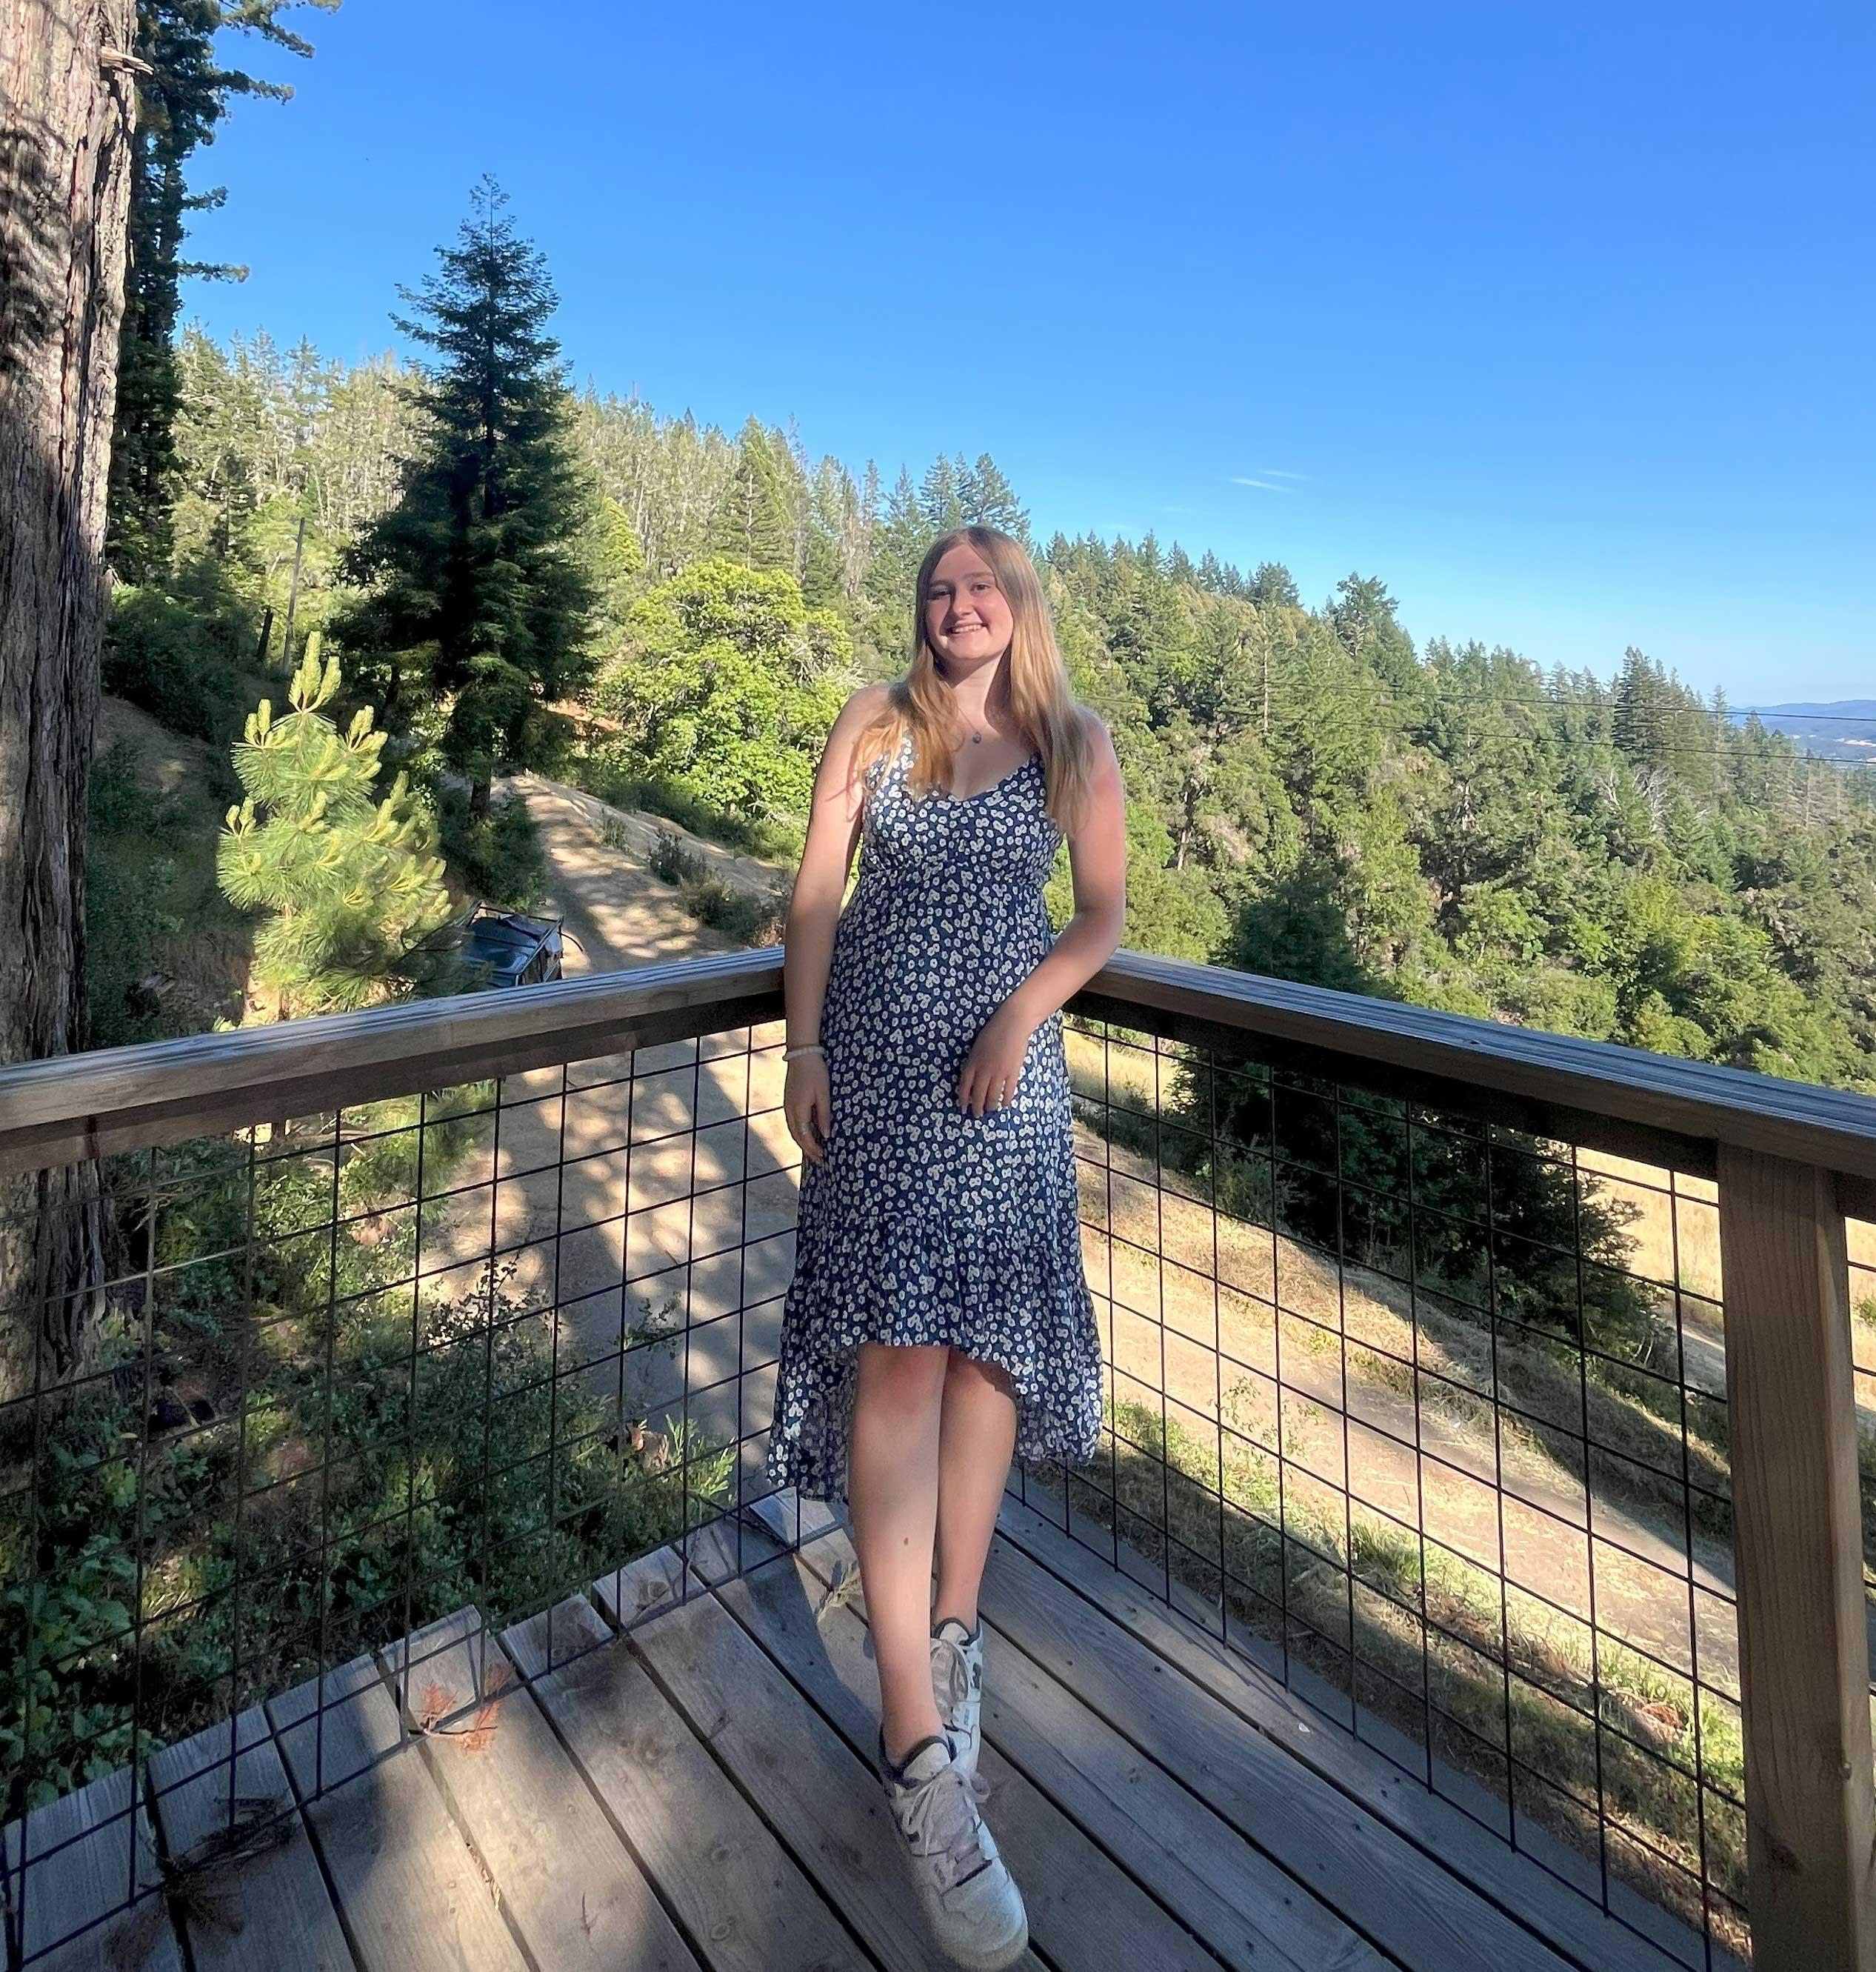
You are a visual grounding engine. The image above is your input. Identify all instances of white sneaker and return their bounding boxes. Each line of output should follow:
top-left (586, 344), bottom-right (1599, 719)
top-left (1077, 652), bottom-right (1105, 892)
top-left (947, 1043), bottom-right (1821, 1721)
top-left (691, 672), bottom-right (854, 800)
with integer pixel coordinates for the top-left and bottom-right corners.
top-left (880, 1731), bottom-right (1028, 1971)
top-left (931, 1617), bottom-right (986, 1789)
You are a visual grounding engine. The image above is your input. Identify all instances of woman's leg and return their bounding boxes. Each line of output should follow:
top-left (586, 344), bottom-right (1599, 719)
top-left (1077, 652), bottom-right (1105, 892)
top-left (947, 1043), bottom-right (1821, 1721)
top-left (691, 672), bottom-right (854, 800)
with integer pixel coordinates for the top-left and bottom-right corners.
top-left (932, 1350), bottom-right (1019, 1631)
top-left (848, 1340), bottom-right (950, 1762)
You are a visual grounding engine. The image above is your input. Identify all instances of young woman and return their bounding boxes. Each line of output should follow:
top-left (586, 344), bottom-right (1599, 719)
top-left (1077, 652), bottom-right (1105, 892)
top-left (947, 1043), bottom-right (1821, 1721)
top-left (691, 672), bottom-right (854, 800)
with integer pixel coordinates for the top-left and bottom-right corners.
top-left (767, 524), bottom-right (1126, 1970)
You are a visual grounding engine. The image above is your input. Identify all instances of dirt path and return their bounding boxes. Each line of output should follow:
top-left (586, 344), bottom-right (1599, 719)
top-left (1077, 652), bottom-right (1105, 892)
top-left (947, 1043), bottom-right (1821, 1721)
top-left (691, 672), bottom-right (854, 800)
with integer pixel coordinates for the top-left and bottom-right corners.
top-left (498, 770), bottom-right (787, 974)
top-left (421, 775), bottom-right (795, 1449)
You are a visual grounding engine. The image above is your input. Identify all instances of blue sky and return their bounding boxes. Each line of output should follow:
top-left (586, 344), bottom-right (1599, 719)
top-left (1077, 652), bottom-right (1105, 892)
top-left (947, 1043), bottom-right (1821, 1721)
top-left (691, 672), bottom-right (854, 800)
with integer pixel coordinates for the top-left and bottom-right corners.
top-left (184, 0), bottom-right (1873, 702)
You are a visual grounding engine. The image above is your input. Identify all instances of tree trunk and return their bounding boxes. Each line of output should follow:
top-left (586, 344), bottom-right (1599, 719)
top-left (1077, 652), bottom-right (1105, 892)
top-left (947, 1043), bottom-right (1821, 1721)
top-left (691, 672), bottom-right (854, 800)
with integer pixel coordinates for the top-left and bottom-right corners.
top-left (0, 0), bottom-right (141, 1402)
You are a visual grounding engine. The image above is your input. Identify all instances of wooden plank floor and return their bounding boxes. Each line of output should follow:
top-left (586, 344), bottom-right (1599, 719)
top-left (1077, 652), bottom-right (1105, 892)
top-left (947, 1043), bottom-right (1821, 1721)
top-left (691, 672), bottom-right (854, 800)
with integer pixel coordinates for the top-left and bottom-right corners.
top-left (5, 1496), bottom-right (1719, 1972)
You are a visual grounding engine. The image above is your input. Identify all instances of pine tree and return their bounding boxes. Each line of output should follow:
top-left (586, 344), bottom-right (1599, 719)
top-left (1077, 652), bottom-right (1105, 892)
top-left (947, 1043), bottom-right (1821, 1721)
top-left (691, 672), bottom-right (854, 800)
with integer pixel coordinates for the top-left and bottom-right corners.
top-left (1613, 645), bottom-right (1662, 767)
top-left (1249, 560), bottom-right (1299, 608)
top-left (867, 465), bottom-right (927, 608)
top-left (338, 175), bottom-right (598, 796)
top-left (218, 633), bottom-right (455, 1019)
top-left (710, 417), bottom-right (792, 570)
top-left (919, 453), bottom-right (965, 532)
top-left (108, 1), bottom-right (336, 583)
top-left (958, 451), bottom-right (1029, 540)
top-left (1331, 572), bottom-right (1417, 688)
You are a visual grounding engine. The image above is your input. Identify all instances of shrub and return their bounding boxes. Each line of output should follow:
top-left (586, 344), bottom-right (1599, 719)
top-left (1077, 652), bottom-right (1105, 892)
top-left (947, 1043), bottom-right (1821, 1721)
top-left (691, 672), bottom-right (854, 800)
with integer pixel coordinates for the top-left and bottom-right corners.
top-left (435, 782), bottom-right (550, 913)
top-left (104, 575), bottom-right (252, 743)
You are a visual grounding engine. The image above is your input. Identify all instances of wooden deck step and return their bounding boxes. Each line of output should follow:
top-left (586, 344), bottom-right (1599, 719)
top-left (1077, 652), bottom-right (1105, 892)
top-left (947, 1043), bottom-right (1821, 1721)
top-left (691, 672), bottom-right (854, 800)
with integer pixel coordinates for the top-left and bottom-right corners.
top-left (501, 1590), bottom-right (872, 1972)
top-left (269, 1646), bottom-right (528, 1972)
top-left (785, 1519), bottom-right (1388, 1972)
top-left (147, 1705), bottom-right (353, 1972)
top-left (379, 1608), bottom-right (699, 1972)
top-left (717, 1541), bottom-right (1230, 1972)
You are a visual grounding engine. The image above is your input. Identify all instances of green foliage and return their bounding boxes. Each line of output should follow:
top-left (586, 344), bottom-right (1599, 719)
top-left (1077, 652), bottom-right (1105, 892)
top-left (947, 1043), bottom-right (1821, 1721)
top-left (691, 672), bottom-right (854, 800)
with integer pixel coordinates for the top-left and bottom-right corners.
top-left (590, 557), bottom-right (852, 818)
top-left (435, 783), bottom-right (549, 913)
top-left (164, 327), bottom-right (423, 659)
top-left (643, 828), bottom-right (787, 944)
top-left (102, 564), bottom-right (255, 742)
top-left (218, 634), bottom-right (456, 1017)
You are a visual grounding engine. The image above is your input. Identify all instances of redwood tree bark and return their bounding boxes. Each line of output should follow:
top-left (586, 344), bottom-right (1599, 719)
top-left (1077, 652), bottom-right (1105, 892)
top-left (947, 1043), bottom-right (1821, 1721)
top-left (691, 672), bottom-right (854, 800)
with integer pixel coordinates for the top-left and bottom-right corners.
top-left (0, 0), bottom-right (140, 1401)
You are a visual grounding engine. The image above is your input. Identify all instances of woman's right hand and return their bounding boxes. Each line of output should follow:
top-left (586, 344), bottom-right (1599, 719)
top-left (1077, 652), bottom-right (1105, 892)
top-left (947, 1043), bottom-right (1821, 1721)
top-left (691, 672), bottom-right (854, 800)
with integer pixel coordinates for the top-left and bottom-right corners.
top-left (784, 1053), bottom-right (833, 1164)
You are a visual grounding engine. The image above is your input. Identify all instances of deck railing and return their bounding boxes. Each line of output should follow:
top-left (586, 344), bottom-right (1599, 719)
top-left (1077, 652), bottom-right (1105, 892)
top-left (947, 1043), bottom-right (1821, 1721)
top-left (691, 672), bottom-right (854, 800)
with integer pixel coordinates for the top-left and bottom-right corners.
top-left (1, 945), bottom-right (1872, 1972)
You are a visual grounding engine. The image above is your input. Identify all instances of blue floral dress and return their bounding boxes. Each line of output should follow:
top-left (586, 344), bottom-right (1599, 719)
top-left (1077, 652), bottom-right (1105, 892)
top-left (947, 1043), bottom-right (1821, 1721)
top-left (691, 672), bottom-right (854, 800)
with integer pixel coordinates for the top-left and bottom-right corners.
top-left (767, 729), bottom-right (1104, 1505)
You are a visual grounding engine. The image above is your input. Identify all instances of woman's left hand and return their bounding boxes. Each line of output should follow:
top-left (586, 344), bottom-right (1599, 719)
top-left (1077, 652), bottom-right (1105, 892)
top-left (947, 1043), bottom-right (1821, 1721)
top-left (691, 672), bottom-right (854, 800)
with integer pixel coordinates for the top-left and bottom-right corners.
top-left (956, 1003), bottom-right (1037, 1117)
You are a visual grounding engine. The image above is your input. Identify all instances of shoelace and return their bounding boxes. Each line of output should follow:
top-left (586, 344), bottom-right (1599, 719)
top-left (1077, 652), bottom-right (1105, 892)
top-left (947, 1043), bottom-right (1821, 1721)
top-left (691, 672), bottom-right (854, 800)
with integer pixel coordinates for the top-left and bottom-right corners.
top-left (889, 1756), bottom-right (992, 1894)
top-left (932, 1631), bottom-right (972, 1716)
top-left (929, 1634), bottom-right (989, 1802)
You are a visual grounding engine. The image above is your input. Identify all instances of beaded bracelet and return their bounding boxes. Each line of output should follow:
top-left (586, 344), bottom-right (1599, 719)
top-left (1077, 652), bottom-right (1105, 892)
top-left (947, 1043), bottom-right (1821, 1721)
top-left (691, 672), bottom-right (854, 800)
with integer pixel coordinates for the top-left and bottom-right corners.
top-left (782, 1042), bottom-right (824, 1061)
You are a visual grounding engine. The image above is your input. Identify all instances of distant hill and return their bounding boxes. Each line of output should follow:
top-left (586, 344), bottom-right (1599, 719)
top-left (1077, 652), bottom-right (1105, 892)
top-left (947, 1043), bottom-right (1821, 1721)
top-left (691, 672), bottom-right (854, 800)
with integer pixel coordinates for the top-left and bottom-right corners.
top-left (1732, 700), bottom-right (1876, 762)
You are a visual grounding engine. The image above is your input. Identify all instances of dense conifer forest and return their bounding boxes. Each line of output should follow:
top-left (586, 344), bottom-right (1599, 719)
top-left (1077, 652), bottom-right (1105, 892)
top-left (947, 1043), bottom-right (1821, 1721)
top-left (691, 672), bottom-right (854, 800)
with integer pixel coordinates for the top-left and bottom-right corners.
top-left (102, 267), bottom-right (1876, 1092)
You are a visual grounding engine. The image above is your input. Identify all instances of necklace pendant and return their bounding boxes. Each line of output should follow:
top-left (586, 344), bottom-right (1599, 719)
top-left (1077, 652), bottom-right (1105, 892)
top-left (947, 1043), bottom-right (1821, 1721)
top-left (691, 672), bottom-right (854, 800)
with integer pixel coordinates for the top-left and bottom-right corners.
top-left (971, 731), bottom-right (982, 743)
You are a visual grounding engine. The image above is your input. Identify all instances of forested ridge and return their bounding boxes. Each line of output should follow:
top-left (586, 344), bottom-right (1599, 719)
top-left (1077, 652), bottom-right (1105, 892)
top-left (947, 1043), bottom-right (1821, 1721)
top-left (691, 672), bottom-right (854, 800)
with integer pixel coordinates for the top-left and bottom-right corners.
top-left (108, 308), bottom-right (1876, 1094)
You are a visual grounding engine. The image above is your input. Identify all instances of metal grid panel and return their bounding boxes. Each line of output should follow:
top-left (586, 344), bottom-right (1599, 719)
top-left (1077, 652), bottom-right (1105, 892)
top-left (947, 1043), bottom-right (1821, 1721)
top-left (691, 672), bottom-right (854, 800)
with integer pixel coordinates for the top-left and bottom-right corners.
top-left (1012, 1015), bottom-right (1755, 1970)
top-left (0, 1021), bottom-right (802, 1968)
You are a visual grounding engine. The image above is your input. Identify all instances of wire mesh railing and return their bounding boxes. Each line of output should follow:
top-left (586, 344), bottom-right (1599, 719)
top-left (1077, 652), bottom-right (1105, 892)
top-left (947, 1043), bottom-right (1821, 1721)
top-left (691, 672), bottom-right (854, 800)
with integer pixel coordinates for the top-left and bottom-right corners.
top-left (1012, 1022), bottom-right (1759, 1966)
top-left (0, 999), bottom-right (805, 1969)
top-left (2, 947), bottom-right (1873, 1971)
top-left (998, 958), bottom-right (1876, 1972)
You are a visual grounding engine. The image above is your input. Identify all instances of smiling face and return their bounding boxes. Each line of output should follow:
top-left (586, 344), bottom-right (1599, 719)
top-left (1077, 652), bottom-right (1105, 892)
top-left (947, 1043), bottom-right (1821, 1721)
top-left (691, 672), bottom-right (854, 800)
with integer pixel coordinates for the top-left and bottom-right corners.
top-left (924, 542), bottom-right (1016, 670)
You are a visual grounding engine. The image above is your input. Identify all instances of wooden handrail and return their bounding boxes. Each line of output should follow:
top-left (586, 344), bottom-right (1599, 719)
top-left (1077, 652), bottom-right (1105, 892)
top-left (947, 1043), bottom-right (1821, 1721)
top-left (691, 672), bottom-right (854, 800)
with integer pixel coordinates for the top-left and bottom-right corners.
top-left (1075, 952), bottom-right (1876, 1200)
top-left (0, 947), bottom-right (789, 1175)
top-left (3, 947), bottom-right (1874, 1200)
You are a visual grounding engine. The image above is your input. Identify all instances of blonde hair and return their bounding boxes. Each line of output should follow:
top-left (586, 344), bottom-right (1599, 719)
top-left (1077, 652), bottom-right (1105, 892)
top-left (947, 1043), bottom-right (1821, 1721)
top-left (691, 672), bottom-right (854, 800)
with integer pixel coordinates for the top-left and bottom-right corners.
top-left (848, 525), bottom-right (1096, 834)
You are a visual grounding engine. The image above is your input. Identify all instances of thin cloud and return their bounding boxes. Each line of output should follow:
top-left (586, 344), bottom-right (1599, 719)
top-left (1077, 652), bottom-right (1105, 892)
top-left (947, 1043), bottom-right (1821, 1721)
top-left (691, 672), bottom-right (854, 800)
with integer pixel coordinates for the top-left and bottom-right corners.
top-left (1229, 476), bottom-right (1290, 493)
top-left (1258, 468), bottom-right (1308, 481)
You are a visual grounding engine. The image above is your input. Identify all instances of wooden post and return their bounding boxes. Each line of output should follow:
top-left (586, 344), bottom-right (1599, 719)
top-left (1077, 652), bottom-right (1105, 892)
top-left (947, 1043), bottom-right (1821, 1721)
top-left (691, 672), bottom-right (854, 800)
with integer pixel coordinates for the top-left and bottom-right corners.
top-left (1718, 1145), bottom-right (1876, 1970)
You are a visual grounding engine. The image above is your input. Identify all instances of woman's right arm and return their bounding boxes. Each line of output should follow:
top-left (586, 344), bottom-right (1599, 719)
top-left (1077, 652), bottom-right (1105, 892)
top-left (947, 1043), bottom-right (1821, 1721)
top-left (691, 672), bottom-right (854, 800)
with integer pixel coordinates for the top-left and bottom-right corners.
top-left (781, 684), bottom-right (889, 1162)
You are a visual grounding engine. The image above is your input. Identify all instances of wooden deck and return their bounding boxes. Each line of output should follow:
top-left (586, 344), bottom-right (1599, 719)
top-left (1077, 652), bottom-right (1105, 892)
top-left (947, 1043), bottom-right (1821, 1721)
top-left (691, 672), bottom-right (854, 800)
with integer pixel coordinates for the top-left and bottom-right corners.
top-left (24, 1494), bottom-right (1713, 1972)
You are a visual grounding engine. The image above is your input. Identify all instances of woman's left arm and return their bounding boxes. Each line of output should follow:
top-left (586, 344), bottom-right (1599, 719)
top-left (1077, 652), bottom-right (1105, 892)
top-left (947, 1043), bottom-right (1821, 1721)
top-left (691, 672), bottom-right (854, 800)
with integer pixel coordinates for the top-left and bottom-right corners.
top-left (1007, 711), bottom-right (1129, 1030)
